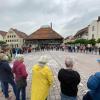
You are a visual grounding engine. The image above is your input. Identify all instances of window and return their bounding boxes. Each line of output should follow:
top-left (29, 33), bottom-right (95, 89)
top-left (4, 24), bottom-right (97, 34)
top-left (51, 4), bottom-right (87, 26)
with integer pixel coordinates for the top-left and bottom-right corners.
top-left (17, 44), bottom-right (18, 47)
top-left (86, 33), bottom-right (88, 36)
top-left (92, 34), bottom-right (94, 39)
top-left (7, 36), bottom-right (9, 38)
top-left (92, 26), bottom-right (95, 31)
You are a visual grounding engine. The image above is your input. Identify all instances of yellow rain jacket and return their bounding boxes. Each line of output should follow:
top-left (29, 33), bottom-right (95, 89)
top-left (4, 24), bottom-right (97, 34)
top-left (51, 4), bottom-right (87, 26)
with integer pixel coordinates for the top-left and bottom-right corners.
top-left (31, 64), bottom-right (53, 100)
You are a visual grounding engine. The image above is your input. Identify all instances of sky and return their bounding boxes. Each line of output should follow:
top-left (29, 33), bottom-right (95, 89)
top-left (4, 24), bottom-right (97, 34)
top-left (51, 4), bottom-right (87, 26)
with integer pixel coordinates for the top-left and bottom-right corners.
top-left (0, 0), bottom-right (100, 37)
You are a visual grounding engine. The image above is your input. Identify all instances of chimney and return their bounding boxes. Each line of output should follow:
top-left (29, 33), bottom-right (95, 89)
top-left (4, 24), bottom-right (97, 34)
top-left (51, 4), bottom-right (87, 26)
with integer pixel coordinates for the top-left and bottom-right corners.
top-left (50, 22), bottom-right (52, 29)
top-left (97, 16), bottom-right (100, 21)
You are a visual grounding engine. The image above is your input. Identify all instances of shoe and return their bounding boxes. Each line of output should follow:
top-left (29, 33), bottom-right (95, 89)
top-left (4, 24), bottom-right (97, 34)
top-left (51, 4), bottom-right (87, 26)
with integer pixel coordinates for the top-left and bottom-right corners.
top-left (5, 96), bottom-right (12, 100)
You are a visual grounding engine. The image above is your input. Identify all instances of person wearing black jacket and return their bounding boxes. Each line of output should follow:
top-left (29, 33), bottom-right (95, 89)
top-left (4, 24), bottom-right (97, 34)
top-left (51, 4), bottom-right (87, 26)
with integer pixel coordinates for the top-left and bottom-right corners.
top-left (58, 57), bottom-right (80, 100)
top-left (0, 53), bottom-right (17, 100)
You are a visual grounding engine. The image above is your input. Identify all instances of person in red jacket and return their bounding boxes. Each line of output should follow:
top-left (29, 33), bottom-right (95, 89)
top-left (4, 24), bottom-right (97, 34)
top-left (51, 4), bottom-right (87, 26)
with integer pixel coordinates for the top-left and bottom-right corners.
top-left (12, 54), bottom-right (28, 100)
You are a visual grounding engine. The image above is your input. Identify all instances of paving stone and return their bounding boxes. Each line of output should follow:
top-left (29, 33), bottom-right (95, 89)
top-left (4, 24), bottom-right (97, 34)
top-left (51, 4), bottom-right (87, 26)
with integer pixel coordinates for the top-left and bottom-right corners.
top-left (0, 51), bottom-right (99, 100)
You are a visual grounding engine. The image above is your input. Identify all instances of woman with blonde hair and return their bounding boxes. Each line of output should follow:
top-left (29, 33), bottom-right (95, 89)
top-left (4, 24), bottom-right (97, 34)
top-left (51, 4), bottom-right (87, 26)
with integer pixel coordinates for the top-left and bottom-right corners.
top-left (12, 54), bottom-right (28, 100)
top-left (31, 55), bottom-right (53, 100)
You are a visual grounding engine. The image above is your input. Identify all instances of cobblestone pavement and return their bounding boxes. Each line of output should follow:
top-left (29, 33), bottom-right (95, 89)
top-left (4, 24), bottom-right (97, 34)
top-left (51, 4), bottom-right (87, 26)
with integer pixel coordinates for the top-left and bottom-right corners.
top-left (0, 50), bottom-right (100, 100)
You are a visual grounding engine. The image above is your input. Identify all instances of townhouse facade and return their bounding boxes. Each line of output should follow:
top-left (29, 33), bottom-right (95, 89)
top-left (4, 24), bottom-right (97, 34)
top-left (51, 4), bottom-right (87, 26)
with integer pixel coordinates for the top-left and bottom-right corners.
top-left (4, 28), bottom-right (27, 48)
top-left (74, 16), bottom-right (100, 41)
top-left (88, 16), bottom-right (100, 40)
top-left (74, 27), bottom-right (88, 40)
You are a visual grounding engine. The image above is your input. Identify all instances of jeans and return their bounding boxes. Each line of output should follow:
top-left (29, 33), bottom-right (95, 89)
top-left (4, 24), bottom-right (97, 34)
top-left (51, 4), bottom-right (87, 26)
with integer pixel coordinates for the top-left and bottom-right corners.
top-left (16, 87), bottom-right (26, 100)
top-left (61, 93), bottom-right (77, 100)
top-left (2, 79), bottom-right (17, 98)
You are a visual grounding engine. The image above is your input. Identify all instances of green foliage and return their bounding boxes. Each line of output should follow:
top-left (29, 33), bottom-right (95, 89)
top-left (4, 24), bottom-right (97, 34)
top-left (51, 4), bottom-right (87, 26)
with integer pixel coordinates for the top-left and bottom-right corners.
top-left (0, 41), bottom-right (6, 45)
top-left (66, 39), bottom-right (97, 46)
top-left (74, 39), bottom-right (88, 45)
top-left (97, 38), bottom-right (100, 43)
top-left (88, 39), bottom-right (96, 46)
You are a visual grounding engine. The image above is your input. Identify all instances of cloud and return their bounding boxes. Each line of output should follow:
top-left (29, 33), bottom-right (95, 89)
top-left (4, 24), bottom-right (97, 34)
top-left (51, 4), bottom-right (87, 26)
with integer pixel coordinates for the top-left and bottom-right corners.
top-left (0, 0), bottom-right (100, 37)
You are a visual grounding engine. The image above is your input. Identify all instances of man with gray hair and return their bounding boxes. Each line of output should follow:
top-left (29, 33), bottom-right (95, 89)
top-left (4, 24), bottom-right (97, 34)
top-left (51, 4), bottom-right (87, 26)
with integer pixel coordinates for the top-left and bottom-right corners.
top-left (58, 57), bottom-right (80, 100)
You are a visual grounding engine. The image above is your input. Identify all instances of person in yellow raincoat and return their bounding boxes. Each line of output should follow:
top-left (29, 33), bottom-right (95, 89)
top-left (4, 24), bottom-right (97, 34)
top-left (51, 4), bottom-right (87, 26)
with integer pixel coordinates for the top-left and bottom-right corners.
top-left (31, 55), bottom-right (53, 100)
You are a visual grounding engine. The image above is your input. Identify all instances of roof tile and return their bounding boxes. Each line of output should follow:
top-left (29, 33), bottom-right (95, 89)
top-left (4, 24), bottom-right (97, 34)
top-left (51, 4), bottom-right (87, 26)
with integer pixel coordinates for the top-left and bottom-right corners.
top-left (28, 27), bottom-right (63, 40)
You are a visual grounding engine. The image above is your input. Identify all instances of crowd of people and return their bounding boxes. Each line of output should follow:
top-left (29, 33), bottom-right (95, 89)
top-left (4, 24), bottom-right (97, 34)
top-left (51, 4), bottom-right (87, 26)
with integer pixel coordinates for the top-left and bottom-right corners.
top-left (0, 49), bottom-right (100, 100)
top-left (66, 45), bottom-right (100, 55)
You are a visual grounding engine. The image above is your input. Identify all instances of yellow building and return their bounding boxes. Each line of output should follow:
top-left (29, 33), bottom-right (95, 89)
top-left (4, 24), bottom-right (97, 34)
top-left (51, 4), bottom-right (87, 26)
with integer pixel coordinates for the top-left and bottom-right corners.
top-left (4, 28), bottom-right (28, 48)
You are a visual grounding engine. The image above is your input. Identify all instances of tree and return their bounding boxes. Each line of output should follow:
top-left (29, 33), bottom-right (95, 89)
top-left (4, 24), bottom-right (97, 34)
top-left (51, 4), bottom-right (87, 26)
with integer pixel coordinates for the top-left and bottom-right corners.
top-left (97, 38), bottom-right (100, 43)
top-left (74, 39), bottom-right (88, 45)
top-left (88, 39), bottom-right (96, 46)
top-left (0, 41), bottom-right (6, 45)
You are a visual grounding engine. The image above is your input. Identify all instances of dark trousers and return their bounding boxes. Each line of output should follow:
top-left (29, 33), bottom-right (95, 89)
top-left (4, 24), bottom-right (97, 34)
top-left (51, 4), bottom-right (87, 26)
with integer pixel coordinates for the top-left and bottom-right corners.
top-left (2, 79), bottom-right (17, 98)
top-left (16, 87), bottom-right (26, 100)
top-left (83, 92), bottom-right (92, 100)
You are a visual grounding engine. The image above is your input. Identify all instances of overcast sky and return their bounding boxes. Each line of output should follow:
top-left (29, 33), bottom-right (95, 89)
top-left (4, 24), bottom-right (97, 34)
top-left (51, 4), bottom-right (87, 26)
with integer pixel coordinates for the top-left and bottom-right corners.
top-left (0, 0), bottom-right (100, 37)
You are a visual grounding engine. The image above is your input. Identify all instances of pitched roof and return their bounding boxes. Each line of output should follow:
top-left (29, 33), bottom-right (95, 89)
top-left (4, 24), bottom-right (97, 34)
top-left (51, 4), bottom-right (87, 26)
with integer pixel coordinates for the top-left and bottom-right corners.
top-left (11, 28), bottom-right (28, 39)
top-left (28, 27), bottom-right (63, 40)
top-left (74, 27), bottom-right (88, 37)
top-left (0, 31), bottom-right (7, 37)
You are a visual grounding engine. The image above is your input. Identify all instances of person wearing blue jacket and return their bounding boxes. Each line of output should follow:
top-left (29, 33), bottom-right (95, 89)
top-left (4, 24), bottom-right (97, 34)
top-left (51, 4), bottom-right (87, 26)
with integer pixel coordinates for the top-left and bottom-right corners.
top-left (83, 62), bottom-right (100, 100)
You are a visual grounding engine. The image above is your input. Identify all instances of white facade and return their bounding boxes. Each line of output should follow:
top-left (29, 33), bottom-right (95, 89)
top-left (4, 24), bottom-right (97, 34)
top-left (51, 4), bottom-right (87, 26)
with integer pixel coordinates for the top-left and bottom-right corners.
top-left (4, 29), bottom-right (24, 48)
top-left (81, 33), bottom-right (88, 39)
top-left (74, 27), bottom-right (88, 40)
top-left (88, 20), bottom-right (100, 40)
top-left (0, 34), bottom-right (3, 41)
top-left (76, 33), bottom-right (88, 40)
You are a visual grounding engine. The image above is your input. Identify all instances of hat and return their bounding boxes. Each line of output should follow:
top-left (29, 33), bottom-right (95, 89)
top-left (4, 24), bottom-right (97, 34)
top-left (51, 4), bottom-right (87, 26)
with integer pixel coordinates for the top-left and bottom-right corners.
top-left (38, 55), bottom-right (48, 64)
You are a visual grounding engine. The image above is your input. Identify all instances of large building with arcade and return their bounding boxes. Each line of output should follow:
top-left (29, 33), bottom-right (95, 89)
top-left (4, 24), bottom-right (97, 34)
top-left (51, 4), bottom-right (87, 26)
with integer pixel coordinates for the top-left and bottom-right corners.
top-left (26, 26), bottom-right (64, 48)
